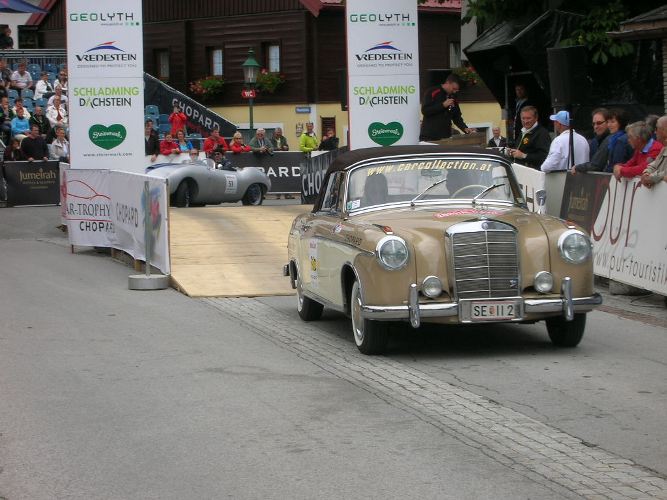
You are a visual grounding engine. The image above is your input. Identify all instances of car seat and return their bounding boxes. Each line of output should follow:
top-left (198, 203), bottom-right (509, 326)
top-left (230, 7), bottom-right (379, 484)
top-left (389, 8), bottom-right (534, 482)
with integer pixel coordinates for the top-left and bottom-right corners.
top-left (363, 173), bottom-right (388, 206)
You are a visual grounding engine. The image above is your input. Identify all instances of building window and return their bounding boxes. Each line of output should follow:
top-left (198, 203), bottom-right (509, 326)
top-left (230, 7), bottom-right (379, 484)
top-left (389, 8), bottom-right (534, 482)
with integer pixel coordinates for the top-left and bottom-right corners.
top-left (209, 48), bottom-right (223, 77)
top-left (264, 43), bottom-right (280, 72)
top-left (156, 50), bottom-right (170, 80)
top-left (449, 42), bottom-right (461, 68)
top-left (321, 117), bottom-right (336, 135)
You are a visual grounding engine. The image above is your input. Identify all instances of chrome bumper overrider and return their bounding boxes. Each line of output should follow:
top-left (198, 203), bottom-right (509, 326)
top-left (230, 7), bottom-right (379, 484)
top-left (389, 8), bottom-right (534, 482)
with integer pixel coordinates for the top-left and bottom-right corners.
top-left (360, 278), bottom-right (603, 329)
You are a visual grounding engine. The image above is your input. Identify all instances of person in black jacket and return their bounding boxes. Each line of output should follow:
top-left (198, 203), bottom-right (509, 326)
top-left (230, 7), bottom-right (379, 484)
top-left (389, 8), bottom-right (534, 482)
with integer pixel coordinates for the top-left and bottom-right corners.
top-left (510, 83), bottom-right (534, 146)
top-left (318, 128), bottom-right (339, 151)
top-left (419, 73), bottom-right (474, 141)
top-left (20, 124), bottom-right (49, 161)
top-left (507, 106), bottom-right (551, 170)
top-left (144, 118), bottom-right (160, 162)
top-left (487, 126), bottom-right (507, 148)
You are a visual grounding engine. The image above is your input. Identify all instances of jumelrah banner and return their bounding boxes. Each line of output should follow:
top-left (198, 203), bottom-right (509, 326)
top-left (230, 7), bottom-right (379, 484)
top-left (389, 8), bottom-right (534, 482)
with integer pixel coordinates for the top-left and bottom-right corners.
top-left (66, 1), bottom-right (145, 169)
top-left (3, 160), bottom-right (60, 206)
top-left (108, 171), bottom-right (170, 274)
top-left (60, 167), bottom-right (113, 247)
top-left (144, 73), bottom-right (238, 138)
top-left (345, 0), bottom-right (420, 149)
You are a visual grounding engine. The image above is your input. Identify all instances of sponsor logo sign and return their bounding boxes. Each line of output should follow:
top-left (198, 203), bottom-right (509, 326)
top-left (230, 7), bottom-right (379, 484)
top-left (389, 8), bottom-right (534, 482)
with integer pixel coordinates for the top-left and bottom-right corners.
top-left (67, 0), bottom-right (144, 169)
top-left (4, 161), bottom-right (60, 206)
top-left (88, 124), bottom-right (127, 150)
top-left (346, 0), bottom-right (419, 149)
top-left (368, 122), bottom-right (403, 146)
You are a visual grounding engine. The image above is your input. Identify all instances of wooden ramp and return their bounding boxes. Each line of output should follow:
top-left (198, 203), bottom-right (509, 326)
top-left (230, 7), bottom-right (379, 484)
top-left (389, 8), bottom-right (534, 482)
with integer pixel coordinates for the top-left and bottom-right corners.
top-left (169, 205), bottom-right (308, 297)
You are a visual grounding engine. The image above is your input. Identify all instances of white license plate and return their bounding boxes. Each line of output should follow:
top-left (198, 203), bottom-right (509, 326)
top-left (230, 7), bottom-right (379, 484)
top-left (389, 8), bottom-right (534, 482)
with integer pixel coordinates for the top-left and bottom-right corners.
top-left (470, 300), bottom-right (518, 321)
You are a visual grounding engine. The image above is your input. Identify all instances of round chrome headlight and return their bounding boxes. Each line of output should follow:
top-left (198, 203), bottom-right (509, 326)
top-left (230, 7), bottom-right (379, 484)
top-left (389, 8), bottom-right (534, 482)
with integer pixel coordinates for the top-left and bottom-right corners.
top-left (422, 276), bottom-right (443, 298)
top-left (558, 230), bottom-right (592, 264)
top-left (534, 271), bottom-right (553, 293)
top-left (376, 236), bottom-right (409, 270)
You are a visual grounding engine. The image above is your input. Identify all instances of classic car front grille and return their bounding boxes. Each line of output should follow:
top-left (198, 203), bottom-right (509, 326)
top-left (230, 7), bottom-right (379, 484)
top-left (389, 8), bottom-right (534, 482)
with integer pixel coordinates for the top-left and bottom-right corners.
top-left (450, 224), bottom-right (519, 299)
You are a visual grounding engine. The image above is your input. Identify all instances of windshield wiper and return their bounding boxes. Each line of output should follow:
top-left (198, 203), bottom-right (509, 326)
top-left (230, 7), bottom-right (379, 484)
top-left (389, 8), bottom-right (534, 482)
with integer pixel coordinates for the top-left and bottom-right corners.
top-left (410, 178), bottom-right (447, 207)
top-left (472, 183), bottom-right (504, 206)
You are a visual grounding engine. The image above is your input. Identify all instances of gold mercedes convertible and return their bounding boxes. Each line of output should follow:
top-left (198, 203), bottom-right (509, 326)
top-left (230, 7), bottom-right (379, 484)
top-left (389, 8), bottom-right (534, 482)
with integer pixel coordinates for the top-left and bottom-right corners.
top-left (284, 146), bottom-right (601, 354)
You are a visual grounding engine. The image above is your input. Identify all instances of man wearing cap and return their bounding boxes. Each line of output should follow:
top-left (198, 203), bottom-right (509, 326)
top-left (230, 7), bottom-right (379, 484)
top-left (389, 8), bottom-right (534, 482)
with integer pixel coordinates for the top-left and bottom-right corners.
top-left (540, 110), bottom-right (589, 173)
top-left (507, 106), bottom-right (551, 169)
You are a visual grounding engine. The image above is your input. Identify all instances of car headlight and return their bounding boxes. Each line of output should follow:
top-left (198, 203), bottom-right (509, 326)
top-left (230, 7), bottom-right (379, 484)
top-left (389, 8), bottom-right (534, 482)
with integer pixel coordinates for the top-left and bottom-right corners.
top-left (558, 230), bottom-right (592, 264)
top-left (534, 271), bottom-right (553, 293)
top-left (376, 236), bottom-right (409, 270)
top-left (422, 276), bottom-right (443, 298)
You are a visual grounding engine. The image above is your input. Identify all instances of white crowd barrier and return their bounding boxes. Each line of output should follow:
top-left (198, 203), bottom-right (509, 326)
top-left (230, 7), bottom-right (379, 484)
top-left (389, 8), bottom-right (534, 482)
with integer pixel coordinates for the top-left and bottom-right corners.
top-left (60, 165), bottom-right (170, 275)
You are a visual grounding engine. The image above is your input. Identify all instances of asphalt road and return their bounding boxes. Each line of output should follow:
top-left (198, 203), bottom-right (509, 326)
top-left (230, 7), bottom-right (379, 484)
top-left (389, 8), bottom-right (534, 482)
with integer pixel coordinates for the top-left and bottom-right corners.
top-left (1, 205), bottom-right (666, 499)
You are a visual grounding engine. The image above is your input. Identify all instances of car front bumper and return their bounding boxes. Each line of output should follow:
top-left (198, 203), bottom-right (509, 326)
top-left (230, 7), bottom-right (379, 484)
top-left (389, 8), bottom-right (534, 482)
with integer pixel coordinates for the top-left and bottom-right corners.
top-left (360, 277), bottom-right (603, 328)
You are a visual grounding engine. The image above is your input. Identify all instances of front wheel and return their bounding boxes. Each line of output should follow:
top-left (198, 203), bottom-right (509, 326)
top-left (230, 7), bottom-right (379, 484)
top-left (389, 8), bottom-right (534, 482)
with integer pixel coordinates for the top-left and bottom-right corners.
top-left (174, 181), bottom-right (192, 208)
top-left (242, 183), bottom-right (264, 206)
top-left (296, 274), bottom-right (323, 321)
top-left (546, 313), bottom-right (586, 347)
top-left (351, 281), bottom-right (388, 355)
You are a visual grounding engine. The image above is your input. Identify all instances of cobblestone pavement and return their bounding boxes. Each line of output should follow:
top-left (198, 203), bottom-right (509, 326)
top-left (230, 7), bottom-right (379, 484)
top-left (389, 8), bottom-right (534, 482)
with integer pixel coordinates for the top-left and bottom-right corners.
top-left (205, 297), bottom-right (667, 500)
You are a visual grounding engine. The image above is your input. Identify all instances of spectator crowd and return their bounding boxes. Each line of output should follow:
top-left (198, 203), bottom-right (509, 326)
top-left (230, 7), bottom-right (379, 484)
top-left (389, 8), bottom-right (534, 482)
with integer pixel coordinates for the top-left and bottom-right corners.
top-left (1, 57), bottom-right (70, 163)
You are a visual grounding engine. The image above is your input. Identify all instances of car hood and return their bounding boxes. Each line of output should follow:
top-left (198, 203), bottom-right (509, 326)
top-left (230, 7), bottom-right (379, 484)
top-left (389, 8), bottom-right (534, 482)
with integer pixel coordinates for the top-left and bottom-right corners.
top-left (352, 204), bottom-right (558, 240)
top-left (344, 204), bottom-right (576, 295)
top-left (144, 164), bottom-right (185, 179)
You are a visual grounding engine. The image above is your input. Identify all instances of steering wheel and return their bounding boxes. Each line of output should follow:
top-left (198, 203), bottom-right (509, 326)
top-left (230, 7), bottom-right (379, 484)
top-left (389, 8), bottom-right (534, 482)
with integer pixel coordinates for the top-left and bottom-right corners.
top-left (452, 184), bottom-right (487, 198)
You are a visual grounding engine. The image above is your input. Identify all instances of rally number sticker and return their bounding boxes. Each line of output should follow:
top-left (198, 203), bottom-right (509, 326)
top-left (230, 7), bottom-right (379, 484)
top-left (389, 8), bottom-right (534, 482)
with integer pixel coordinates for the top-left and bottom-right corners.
top-left (224, 174), bottom-right (238, 194)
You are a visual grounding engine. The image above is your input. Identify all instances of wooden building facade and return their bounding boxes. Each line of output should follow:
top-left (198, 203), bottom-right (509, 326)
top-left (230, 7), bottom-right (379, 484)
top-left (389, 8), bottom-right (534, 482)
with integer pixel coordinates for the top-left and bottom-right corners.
top-left (32, 0), bottom-right (463, 107)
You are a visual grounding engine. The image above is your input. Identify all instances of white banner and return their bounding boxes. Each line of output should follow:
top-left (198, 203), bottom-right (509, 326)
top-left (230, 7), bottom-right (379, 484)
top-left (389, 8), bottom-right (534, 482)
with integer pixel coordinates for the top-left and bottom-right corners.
top-left (346, 1), bottom-right (420, 149)
top-left (512, 162), bottom-right (547, 214)
top-left (592, 178), bottom-right (667, 295)
top-left (511, 163), bottom-right (568, 216)
top-left (62, 168), bottom-right (170, 275)
top-left (60, 166), bottom-right (113, 247)
top-left (109, 171), bottom-right (170, 275)
top-left (66, 1), bottom-right (145, 170)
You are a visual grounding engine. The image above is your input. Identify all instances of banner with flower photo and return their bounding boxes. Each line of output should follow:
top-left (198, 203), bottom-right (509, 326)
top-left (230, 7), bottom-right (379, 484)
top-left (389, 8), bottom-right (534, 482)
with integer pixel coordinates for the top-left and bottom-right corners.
top-left (108, 171), bottom-right (170, 274)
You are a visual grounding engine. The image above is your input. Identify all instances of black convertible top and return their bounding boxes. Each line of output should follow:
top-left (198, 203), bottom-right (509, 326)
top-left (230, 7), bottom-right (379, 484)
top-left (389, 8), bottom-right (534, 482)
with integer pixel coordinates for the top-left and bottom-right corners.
top-left (312, 145), bottom-right (507, 212)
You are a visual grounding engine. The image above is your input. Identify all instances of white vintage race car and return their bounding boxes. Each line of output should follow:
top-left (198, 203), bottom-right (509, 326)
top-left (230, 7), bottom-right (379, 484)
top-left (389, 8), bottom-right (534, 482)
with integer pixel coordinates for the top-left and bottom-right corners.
top-left (146, 159), bottom-right (271, 207)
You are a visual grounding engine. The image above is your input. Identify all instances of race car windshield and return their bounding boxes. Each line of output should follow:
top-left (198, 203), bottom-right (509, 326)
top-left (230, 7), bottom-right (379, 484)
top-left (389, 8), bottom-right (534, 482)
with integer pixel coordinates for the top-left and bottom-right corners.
top-left (346, 157), bottom-right (522, 211)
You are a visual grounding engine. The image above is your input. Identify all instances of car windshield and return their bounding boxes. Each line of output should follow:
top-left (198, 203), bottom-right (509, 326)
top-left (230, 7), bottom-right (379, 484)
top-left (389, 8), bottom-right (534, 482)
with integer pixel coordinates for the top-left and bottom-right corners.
top-left (346, 157), bottom-right (522, 211)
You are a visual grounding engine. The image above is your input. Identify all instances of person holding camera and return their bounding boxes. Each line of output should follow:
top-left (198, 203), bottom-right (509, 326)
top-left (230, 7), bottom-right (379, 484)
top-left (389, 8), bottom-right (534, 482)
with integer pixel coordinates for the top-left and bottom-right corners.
top-left (249, 128), bottom-right (274, 155)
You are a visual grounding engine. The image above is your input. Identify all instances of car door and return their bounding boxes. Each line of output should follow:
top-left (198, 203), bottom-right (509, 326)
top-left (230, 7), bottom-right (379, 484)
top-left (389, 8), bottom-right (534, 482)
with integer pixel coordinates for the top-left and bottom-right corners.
top-left (303, 172), bottom-right (348, 307)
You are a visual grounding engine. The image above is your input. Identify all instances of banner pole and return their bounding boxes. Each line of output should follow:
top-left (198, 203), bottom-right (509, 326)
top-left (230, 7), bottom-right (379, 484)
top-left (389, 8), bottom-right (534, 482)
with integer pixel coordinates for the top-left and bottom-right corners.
top-left (144, 180), bottom-right (152, 278)
top-left (128, 180), bottom-right (168, 290)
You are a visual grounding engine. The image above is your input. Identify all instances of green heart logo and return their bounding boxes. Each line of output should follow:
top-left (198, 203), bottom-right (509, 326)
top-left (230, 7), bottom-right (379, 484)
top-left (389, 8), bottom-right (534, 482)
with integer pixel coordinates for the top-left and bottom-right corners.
top-left (368, 122), bottom-right (403, 146)
top-left (88, 124), bottom-right (127, 150)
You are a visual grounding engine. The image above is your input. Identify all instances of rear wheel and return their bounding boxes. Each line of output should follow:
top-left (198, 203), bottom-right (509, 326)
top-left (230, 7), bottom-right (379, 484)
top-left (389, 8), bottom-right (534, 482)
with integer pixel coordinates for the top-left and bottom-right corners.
top-left (351, 281), bottom-right (388, 355)
top-left (546, 313), bottom-right (586, 347)
top-left (242, 183), bottom-right (264, 206)
top-left (174, 181), bottom-right (192, 208)
top-left (296, 273), bottom-right (323, 321)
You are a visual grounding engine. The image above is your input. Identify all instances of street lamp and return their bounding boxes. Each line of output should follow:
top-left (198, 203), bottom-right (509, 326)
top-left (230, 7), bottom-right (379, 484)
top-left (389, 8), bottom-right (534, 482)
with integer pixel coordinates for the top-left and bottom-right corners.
top-left (242, 48), bottom-right (261, 134)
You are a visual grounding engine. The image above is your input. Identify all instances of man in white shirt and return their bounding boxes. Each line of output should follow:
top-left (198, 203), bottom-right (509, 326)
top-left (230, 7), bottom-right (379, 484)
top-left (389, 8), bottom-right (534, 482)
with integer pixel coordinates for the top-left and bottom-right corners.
top-left (540, 110), bottom-right (589, 173)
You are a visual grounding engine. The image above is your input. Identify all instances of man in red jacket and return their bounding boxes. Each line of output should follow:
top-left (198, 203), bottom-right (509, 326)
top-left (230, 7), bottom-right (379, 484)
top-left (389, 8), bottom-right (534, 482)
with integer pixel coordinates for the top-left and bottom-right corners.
top-left (168, 105), bottom-right (187, 136)
top-left (203, 126), bottom-right (229, 156)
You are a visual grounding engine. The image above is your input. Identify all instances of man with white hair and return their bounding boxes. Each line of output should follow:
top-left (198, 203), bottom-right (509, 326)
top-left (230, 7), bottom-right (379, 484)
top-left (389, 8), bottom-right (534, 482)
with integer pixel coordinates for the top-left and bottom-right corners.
top-left (487, 126), bottom-right (507, 147)
top-left (641, 115), bottom-right (667, 188)
top-left (540, 110), bottom-right (589, 172)
top-left (249, 128), bottom-right (273, 155)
